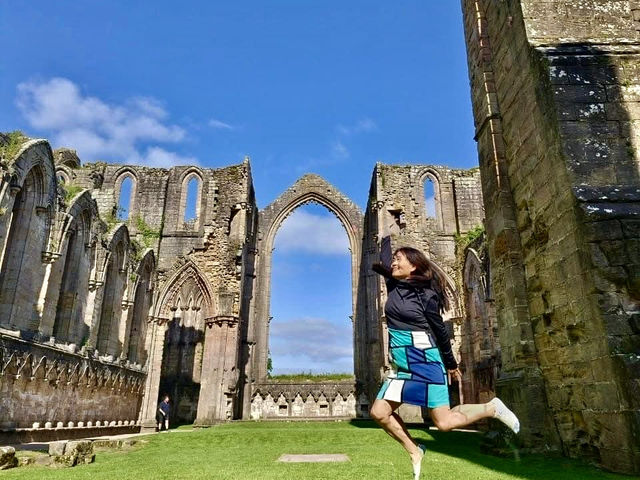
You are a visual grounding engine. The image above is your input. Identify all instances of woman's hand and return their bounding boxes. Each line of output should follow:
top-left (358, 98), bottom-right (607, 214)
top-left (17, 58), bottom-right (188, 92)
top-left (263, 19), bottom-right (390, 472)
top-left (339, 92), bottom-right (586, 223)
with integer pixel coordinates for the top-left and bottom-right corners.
top-left (447, 367), bottom-right (462, 385)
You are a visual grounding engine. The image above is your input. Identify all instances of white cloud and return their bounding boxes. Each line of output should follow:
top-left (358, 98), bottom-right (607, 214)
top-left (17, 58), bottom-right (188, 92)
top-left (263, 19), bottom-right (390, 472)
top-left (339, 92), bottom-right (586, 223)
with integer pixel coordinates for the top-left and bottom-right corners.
top-left (337, 117), bottom-right (378, 136)
top-left (331, 140), bottom-right (349, 159)
top-left (275, 209), bottom-right (349, 255)
top-left (16, 77), bottom-right (195, 167)
top-left (270, 317), bottom-right (353, 373)
top-left (208, 118), bottom-right (235, 130)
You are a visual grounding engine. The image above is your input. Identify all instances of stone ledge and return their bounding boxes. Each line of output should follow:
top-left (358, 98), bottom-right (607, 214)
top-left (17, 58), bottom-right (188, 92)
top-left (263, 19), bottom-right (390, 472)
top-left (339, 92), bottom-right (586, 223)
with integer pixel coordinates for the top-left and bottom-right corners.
top-left (0, 425), bottom-right (139, 444)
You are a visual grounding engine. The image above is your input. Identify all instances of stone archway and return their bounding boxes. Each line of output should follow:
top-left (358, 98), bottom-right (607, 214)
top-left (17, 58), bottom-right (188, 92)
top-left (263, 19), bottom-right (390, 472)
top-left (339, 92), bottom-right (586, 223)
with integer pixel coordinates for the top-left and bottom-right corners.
top-left (139, 260), bottom-right (215, 429)
top-left (244, 174), bottom-right (363, 418)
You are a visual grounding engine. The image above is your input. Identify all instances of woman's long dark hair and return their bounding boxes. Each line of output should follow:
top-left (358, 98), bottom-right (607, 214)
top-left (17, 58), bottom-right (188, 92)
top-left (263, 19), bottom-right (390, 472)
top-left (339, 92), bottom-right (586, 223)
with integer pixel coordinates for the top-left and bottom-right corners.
top-left (394, 246), bottom-right (450, 312)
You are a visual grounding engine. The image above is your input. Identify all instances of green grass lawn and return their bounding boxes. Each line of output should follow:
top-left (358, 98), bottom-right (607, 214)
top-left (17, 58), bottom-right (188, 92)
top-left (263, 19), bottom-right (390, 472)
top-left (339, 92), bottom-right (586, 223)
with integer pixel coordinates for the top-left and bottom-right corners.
top-left (6, 421), bottom-right (631, 480)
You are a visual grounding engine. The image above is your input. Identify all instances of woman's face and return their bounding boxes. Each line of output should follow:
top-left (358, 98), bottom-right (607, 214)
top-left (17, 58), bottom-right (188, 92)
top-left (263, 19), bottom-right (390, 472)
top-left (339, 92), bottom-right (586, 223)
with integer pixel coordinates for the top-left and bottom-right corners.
top-left (391, 251), bottom-right (416, 279)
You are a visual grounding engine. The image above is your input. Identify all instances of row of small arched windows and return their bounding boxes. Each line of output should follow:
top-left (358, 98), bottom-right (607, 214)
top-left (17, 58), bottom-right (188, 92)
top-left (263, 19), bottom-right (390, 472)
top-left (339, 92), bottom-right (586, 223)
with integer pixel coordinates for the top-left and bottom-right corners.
top-left (115, 173), bottom-right (201, 224)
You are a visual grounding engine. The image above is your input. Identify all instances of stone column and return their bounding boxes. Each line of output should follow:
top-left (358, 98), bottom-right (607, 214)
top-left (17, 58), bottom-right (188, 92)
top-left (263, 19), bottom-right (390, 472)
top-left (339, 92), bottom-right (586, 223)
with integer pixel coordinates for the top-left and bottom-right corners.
top-left (140, 316), bottom-right (169, 432)
top-left (34, 251), bottom-right (61, 336)
top-left (195, 315), bottom-right (239, 425)
top-left (85, 280), bottom-right (104, 349)
top-left (119, 299), bottom-right (135, 361)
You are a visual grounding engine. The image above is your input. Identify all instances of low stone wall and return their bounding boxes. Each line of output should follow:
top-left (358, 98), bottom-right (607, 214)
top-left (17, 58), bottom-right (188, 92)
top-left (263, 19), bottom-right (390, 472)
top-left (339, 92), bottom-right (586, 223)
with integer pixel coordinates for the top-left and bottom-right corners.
top-left (250, 382), bottom-right (360, 419)
top-left (0, 424), bottom-right (139, 445)
top-left (0, 334), bottom-right (146, 433)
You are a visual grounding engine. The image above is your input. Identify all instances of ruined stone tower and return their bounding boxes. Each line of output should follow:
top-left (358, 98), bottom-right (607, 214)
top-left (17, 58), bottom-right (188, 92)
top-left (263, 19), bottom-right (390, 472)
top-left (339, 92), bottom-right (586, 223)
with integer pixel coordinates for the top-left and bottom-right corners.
top-left (461, 0), bottom-right (640, 473)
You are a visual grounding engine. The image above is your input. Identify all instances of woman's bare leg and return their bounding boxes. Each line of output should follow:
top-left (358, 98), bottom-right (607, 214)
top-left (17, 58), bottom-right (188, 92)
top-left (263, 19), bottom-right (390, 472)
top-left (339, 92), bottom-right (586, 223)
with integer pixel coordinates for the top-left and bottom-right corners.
top-left (370, 399), bottom-right (422, 462)
top-left (430, 398), bottom-right (519, 433)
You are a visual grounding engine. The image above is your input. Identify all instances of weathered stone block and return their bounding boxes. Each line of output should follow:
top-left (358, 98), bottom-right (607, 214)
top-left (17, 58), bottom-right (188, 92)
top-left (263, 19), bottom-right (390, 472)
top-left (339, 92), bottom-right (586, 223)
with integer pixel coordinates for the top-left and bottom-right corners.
top-left (0, 447), bottom-right (18, 470)
top-left (65, 441), bottom-right (94, 465)
top-left (48, 441), bottom-right (67, 456)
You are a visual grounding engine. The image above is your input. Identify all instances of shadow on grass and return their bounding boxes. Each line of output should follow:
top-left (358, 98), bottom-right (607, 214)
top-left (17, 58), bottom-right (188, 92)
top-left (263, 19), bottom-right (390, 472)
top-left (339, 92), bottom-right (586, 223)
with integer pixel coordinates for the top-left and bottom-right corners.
top-left (350, 420), bottom-right (627, 480)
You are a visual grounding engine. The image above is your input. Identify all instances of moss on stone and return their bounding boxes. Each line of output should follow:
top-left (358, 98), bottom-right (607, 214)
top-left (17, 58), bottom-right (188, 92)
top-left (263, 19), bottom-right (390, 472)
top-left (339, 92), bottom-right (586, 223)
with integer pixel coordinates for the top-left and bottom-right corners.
top-left (0, 131), bottom-right (29, 163)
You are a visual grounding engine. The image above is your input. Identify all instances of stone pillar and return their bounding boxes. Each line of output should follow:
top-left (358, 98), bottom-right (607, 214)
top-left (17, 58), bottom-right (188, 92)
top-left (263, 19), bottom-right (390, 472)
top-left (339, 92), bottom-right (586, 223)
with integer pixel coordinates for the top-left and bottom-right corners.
top-left (194, 315), bottom-right (239, 425)
top-left (85, 280), bottom-right (104, 349)
top-left (119, 299), bottom-right (135, 361)
top-left (140, 316), bottom-right (169, 432)
top-left (461, 0), bottom-right (554, 446)
top-left (34, 252), bottom-right (61, 336)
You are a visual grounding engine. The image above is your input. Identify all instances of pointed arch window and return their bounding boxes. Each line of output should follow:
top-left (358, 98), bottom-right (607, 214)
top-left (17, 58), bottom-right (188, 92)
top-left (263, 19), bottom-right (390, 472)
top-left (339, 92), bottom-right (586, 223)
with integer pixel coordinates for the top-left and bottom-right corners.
top-left (184, 177), bottom-right (200, 222)
top-left (424, 176), bottom-right (436, 219)
top-left (117, 175), bottom-right (134, 220)
top-left (422, 172), bottom-right (443, 230)
top-left (180, 173), bottom-right (202, 229)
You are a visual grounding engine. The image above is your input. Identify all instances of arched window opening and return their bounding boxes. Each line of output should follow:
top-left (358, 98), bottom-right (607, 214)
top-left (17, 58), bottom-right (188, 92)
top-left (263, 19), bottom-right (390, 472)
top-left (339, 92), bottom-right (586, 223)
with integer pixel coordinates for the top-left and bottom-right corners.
top-left (424, 176), bottom-right (436, 219)
top-left (269, 203), bottom-right (353, 378)
top-left (184, 176), bottom-right (200, 224)
top-left (117, 175), bottom-right (134, 220)
top-left (97, 240), bottom-right (127, 356)
top-left (52, 223), bottom-right (84, 342)
top-left (127, 264), bottom-right (153, 365)
top-left (0, 168), bottom-right (48, 330)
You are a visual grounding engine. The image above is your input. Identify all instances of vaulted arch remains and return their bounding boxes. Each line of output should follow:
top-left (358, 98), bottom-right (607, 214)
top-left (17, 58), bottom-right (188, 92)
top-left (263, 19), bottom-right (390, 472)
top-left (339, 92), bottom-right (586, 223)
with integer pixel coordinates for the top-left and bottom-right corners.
top-left (0, 140), bottom-right (56, 330)
top-left (247, 174), bottom-right (363, 417)
top-left (125, 249), bottom-right (156, 366)
top-left (96, 224), bottom-right (130, 358)
top-left (146, 261), bottom-right (215, 425)
top-left (460, 248), bottom-right (499, 405)
top-left (42, 190), bottom-right (99, 344)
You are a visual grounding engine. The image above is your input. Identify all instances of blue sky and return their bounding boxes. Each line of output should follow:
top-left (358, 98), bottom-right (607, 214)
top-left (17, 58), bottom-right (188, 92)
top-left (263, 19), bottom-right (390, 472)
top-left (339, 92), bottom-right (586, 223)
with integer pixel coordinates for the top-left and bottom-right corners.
top-left (1, 1), bottom-right (478, 374)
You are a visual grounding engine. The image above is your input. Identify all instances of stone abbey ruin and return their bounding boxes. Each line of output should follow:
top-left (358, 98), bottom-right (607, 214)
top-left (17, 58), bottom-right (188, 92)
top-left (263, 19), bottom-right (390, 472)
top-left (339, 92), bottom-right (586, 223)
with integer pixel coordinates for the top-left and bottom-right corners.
top-left (0, 0), bottom-right (639, 475)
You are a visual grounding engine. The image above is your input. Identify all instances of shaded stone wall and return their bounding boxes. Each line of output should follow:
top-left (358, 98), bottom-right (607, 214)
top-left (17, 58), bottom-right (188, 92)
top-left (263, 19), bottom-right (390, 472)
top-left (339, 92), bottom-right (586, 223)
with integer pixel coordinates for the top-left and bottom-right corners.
top-left (460, 236), bottom-right (500, 407)
top-left (461, 0), bottom-right (640, 473)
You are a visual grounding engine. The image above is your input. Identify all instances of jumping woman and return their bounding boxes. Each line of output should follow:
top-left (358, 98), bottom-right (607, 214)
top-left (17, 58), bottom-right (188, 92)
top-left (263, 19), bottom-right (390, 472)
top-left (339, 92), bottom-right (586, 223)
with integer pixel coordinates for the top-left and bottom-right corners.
top-left (370, 232), bottom-right (519, 480)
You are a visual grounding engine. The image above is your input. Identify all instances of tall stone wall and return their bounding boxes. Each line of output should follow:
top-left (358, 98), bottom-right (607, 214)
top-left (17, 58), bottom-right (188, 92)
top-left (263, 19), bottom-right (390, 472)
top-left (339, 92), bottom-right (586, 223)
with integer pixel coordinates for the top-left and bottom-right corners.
top-left (461, 0), bottom-right (640, 473)
top-left (0, 135), bottom-right (256, 437)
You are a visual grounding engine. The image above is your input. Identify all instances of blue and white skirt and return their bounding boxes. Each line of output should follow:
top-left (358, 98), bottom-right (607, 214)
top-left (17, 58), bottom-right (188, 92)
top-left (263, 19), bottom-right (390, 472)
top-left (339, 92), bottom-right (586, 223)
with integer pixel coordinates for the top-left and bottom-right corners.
top-left (376, 327), bottom-right (449, 409)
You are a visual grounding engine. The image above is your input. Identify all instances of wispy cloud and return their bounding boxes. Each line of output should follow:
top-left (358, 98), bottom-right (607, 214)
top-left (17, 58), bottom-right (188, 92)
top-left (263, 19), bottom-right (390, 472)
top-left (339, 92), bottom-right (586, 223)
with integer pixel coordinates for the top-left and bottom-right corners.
top-left (331, 140), bottom-right (349, 159)
top-left (275, 209), bottom-right (349, 255)
top-left (336, 117), bottom-right (378, 136)
top-left (16, 77), bottom-right (196, 167)
top-left (208, 118), bottom-right (235, 130)
top-left (270, 316), bottom-right (353, 374)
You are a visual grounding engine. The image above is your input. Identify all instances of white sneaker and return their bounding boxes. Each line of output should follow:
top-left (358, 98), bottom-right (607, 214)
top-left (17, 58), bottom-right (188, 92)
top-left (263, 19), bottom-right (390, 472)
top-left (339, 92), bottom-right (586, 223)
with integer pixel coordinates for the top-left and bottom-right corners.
top-left (489, 397), bottom-right (520, 434)
top-left (412, 444), bottom-right (426, 480)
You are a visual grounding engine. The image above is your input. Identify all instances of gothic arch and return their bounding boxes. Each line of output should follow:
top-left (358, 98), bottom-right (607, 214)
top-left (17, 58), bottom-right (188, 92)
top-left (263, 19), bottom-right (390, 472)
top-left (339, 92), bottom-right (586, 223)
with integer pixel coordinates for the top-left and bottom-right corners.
top-left (44, 191), bottom-right (99, 343)
top-left (419, 167), bottom-right (444, 230)
top-left (113, 167), bottom-right (138, 220)
top-left (177, 169), bottom-right (204, 230)
top-left (125, 249), bottom-right (156, 365)
top-left (145, 259), bottom-right (214, 424)
top-left (430, 260), bottom-right (463, 320)
top-left (95, 223), bottom-right (130, 357)
top-left (251, 174), bottom-right (363, 383)
top-left (154, 260), bottom-right (215, 321)
top-left (0, 140), bottom-right (56, 330)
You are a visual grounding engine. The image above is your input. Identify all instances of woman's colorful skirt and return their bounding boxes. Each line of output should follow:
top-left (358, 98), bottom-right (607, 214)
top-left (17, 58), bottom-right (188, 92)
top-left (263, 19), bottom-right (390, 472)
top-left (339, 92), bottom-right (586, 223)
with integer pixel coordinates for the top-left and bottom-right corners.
top-left (376, 327), bottom-right (449, 408)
